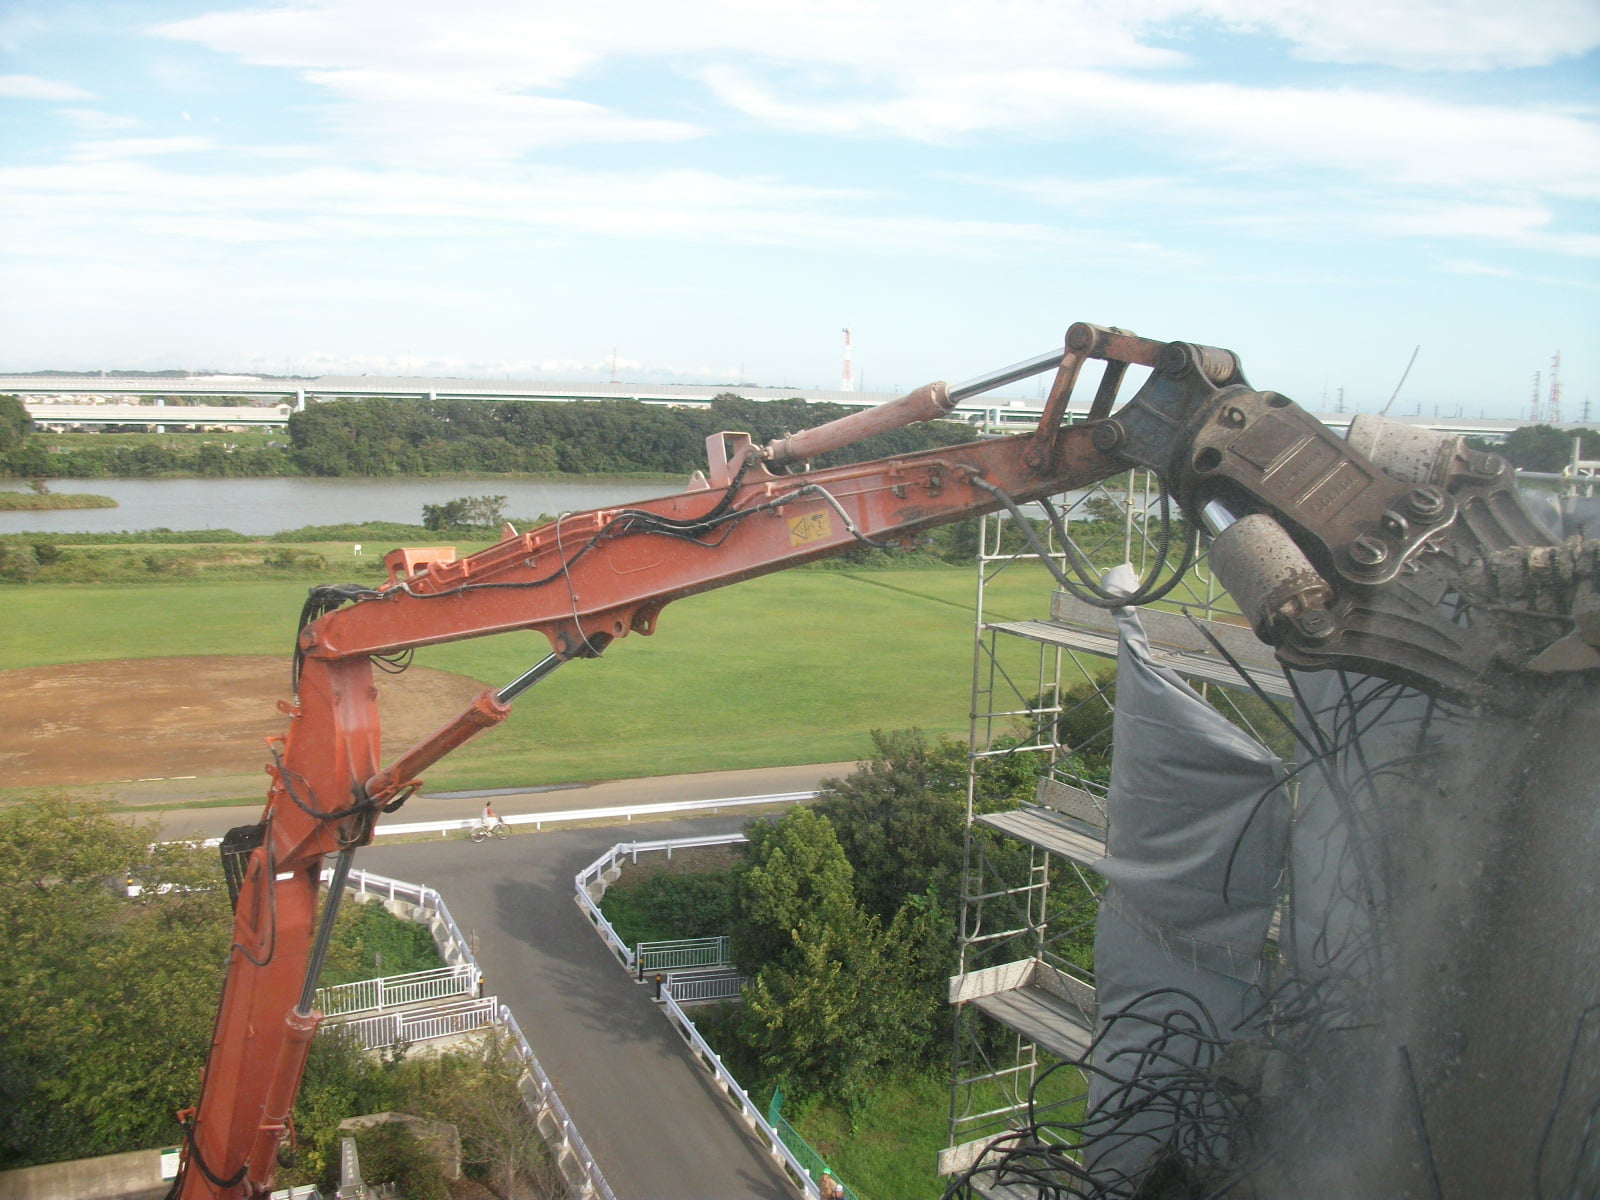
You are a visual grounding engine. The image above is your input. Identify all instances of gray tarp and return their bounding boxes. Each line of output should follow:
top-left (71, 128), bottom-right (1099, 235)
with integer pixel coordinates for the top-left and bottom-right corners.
top-left (1084, 599), bottom-right (1289, 1189)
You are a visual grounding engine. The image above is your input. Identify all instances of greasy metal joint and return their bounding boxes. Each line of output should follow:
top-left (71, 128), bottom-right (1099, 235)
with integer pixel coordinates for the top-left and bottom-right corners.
top-left (1091, 420), bottom-right (1125, 454)
top-left (1066, 322), bottom-right (1116, 356)
top-left (1294, 610), bottom-right (1337, 642)
top-left (1406, 485), bottom-right (1447, 524)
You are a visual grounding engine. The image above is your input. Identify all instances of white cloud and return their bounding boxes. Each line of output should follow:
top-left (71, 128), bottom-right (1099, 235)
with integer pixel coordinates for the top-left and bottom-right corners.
top-left (1185, 0), bottom-right (1600, 69)
top-left (0, 147), bottom-right (1199, 272)
top-left (1375, 201), bottom-right (1600, 258)
top-left (152, 0), bottom-right (1181, 160)
top-left (1078, 76), bottom-right (1600, 198)
top-left (4, 0), bottom-right (1593, 403)
top-left (143, 1), bottom-right (1600, 224)
top-left (65, 136), bottom-right (218, 162)
top-left (1436, 257), bottom-right (1600, 290)
top-left (299, 68), bottom-right (701, 159)
top-left (709, 61), bottom-right (1600, 210)
top-left (0, 73), bottom-right (91, 100)
top-left (59, 108), bottom-right (140, 132)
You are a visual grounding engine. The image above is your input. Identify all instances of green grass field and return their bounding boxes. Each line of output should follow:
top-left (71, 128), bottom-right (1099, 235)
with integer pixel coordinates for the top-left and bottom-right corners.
top-left (2, 559), bottom-right (1075, 791)
top-left (788, 1071), bottom-right (954, 1200)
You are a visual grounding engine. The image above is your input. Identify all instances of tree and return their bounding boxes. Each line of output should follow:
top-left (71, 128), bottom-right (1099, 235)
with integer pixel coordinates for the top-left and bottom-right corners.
top-left (1081, 493), bottom-right (1124, 524)
top-left (731, 806), bottom-right (863, 974)
top-left (738, 911), bottom-right (886, 1104)
top-left (0, 796), bottom-right (231, 1164)
top-left (729, 808), bottom-right (880, 1102)
top-left (0, 795), bottom-right (459, 1175)
top-left (0, 394), bottom-right (31, 465)
top-left (385, 1030), bottom-right (558, 1199)
top-left (1487, 424), bottom-right (1600, 473)
top-left (0, 395), bottom-right (47, 478)
top-left (345, 1121), bottom-right (448, 1200)
top-left (290, 1031), bottom-right (404, 1186)
top-left (813, 729), bottom-right (967, 923)
top-left (729, 804), bottom-right (957, 1108)
top-left (421, 494), bottom-right (508, 531)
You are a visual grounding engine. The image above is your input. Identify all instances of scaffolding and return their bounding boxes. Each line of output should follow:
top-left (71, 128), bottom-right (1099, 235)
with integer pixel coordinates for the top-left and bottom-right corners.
top-left (942, 469), bottom-right (1290, 1187)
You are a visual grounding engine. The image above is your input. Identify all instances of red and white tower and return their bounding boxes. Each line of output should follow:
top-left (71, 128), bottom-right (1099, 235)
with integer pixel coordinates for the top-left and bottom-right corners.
top-left (842, 327), bottom-right (853, 392)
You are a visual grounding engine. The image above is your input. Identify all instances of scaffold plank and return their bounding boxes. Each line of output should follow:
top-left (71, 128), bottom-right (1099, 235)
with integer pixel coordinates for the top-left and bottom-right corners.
top-left (977, 808), bottom-right (1106, 867)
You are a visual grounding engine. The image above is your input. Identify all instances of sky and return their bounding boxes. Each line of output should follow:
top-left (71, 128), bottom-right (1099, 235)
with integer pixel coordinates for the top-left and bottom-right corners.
top-left (1, 1), bottom-right (1597, 421)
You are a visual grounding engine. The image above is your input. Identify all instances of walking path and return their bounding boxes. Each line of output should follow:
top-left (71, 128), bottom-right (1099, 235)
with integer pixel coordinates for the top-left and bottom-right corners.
top-left (365, 815), bottom-right (798, 1200)
top-left (135, 760), bottom-right (854, 842)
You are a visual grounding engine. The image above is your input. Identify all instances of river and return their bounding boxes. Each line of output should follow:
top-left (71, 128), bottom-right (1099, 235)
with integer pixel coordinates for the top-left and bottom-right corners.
top-left (0, 476), bottom-right (681, 536)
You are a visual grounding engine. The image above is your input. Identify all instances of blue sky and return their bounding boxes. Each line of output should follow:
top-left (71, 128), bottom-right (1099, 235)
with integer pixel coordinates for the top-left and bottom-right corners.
top-left (2, 0), bottom-right (1597, 420)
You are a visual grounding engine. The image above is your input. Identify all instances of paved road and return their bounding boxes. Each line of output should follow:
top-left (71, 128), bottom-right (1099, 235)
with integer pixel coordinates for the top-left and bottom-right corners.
top-left (139, 760), bottom-right (854, 842)
top-left (364, 815), bottom-right (798, 1200)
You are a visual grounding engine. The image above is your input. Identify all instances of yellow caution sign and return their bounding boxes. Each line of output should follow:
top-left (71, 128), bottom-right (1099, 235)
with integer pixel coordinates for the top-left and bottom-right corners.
top-left (788, 509), bottom-right (832, 547)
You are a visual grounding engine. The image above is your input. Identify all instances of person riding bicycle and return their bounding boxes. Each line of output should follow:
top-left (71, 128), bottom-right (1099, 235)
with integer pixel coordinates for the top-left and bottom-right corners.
top-left (482, 800), bottom-right (505, 830)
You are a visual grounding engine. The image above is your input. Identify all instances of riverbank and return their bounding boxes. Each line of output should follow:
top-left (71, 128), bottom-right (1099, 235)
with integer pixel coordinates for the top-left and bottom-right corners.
top-left (0, 504), bottom-right (977, 584)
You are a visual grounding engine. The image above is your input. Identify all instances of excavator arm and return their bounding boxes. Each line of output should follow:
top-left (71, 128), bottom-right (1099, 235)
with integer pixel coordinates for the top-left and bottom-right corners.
top-left (172, 321), bottom-right (1595, 1197)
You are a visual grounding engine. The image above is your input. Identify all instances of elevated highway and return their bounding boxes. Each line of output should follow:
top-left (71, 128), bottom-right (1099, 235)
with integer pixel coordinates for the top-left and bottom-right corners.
top-left (3, 372), bottom-right (1548, 440)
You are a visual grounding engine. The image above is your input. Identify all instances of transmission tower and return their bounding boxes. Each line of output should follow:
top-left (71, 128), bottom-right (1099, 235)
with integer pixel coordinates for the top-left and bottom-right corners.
top-left (1531, 371), bottom-right (1543, 423)
top-left (1549, 352), bottom-right (1562, 425)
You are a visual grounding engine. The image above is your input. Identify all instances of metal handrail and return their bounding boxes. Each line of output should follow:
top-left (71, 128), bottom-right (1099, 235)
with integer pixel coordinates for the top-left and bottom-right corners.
top-left (662, 970), bottom-right (746, 1003)
top-left (636, 936), bottom-right (732, 976)
top-left (496, 1003), bottom-right (618, 1200)
top-left (322, 865), bottom-right (616, 1200)
top-left (659, 981), bottom-right (820, 1198)
top-left (331, 995), bottom-right (498, 1050)
top-left (571, 834), bottom-right (820, 1196)
top-left (180, 793), bottom-right (810, 851)
top-left (573, 833), bottom-right (751, 972)
top-left (314, 963), bottom-right (475, 1017)
top-left (385, 791), bottom-right (814, 838)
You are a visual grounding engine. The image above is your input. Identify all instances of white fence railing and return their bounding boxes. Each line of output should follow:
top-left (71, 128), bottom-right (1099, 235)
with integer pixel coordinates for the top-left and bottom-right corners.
top-left (332, 995), bottom-right (498, 1050)
top-left (637, 936), bottom-right (733, 977)
top-left (574, 833), bottom-right (750, 973)
top-left (184, 791), bottom-right (812, 851)
top-left (658, 981), bottom-right (819, 1197)
top-left (573, 833), bottom-right (818, 1197)
top-left (495, 1003), bottom-right (617, 1200)
top-left (324, 866), bottom-right (614, 1200)
top-left (326, 867), bottom-right (479, 975)
top-left (384, 791), bottom-right (814, 839)
top-left (315, 964), bottom-right (476, 1017)
top-left (663, 970), bottom-right (747, 1003)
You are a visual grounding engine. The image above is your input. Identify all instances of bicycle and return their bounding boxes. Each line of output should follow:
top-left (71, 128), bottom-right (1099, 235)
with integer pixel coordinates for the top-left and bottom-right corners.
top-left (469, 818), bottom-right (510, 842)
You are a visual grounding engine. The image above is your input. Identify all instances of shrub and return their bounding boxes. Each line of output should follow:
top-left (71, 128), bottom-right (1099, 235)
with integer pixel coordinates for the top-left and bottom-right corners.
top-left (0, 542), bottom-right (39, 582)
top-left (345, 1121), bottom-right (448, 1200)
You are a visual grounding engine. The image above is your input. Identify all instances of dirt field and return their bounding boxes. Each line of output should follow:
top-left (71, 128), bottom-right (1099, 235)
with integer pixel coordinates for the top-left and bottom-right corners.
top-left (0, 656), bottom-right (485, 791)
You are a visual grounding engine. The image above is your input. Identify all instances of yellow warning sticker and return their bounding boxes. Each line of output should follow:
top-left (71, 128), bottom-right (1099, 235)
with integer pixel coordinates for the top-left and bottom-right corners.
top-left (788, 509), bottom-right (832, 547)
